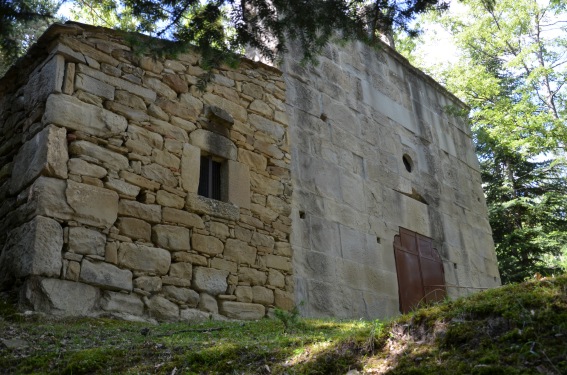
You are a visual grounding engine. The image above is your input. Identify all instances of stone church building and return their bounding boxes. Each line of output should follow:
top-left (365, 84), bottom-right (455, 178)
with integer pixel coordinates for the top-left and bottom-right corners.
top-left (0, 22), bottom-right (500, 321)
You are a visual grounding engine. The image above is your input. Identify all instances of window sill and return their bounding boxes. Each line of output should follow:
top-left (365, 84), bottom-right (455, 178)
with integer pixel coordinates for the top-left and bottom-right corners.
top-left (186, 192), bottom-right (240, 221)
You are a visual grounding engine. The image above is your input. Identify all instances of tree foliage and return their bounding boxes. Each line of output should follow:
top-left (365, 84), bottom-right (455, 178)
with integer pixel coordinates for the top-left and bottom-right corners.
top-left (0, 0), bottom-right (448, 74)
top-left (399, 0), bottom-right (567, 283)
top-left (0, 0), bottom-right (60, 75)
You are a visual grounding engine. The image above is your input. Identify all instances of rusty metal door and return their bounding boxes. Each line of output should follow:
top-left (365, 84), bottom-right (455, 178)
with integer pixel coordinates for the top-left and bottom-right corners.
top-left (394, 228), bottom-right (446, 313)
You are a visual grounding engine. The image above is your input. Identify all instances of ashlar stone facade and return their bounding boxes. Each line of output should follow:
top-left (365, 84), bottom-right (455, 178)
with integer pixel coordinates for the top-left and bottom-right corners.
top-left (0, 22), bottom-right (500, 321)
top-left (0, 22), bottom-right (292, 321)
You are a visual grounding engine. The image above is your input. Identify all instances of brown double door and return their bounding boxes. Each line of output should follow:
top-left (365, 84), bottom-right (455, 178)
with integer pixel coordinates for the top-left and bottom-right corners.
top-left (393, 228), bottom-right (446, 314)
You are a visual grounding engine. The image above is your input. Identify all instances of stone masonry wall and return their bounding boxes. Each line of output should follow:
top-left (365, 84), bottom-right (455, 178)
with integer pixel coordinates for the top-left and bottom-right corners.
top-left (0, 22), bottom-right (293, 321)
top-left (282, 40), bottom-right (501, 318)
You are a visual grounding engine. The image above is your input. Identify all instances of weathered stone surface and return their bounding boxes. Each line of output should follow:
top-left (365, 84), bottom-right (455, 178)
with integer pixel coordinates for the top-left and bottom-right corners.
top-left (202, 93), bottom-right (247, 122)
top-left (156, 98), bottom-right (199, 123)
top-left (144, 76), bottom-right (177, 99)
top-left (209, 222), bottom-right (229, 238)
top-left (146, 295), bottom-right (179, 321)
top-left (101, 291), bottom-right (144, 315)
top-left (0, 216), bottom-right (63, 285)
top-left (264, 254), bottom-right (292, 272)
top-left (180, 308), bottom-right (210, 322)
top-left (80, 259), bottom-right (133, 291)
top-left (119, 171), bottom-right (160, 191)
top-left (192, 234), bottom-right (224, 256)
top-left (66, 180), bottom-right (119, 228)
top-left (190, 129), bottom-right (237, 161)
top-left (227, 160), bottom-right (251, 209)
top-left (24, 55), bottom-right (65, 107)
top-left (186, 193), bottom-right (240, 220)
top-left (134, 276), bottom-right (162, 292)
top-left (141, 163), bottom-right (178, 187)
top-left (210, 258), bottom-right (237, 273)
top-left (224, 239), bottom-right (257, 265)
top-left (163, 74), bottom-right (189, 93)
top-left (198, 293), bottom-right (218, 313)
top-left (43, 94), bottom-right (127, 138)
top-left (274, 289), bottom-right (294, 311)
top-left (68, 226), bottom-right (106, 256)
top-left (238, 149), bottom-right (267, 171)
top-left (68, 158), bottom-right (107, 178)
top-left (169, 262), bottom-right (192, 280)
top-left (9, 125), bottom-right (68, 195)
top-left (207, 105), bottom-right (234, 127)
top-left (118, 243), bottom-right (171, 275)
top-left (152, 225), bottom-right (190, 251)
top-left (104, 100), bottom-right (149, 122)
top-left (268, 270), bottom-right (285, 288)
top-left (118, 200), bottom-right (161, 223)
top-left (162, 207), bottom-right (204, 228)
top-left (104, 178), bottom-right (141, 198)
top-left (192, 267), bottom-right (228, 295)
top-left (75, 73), bottom-right (115, 100)
top-left (156, 190), bottom-right (184, 209)
top-left (163, 286), bottom-right (199, 306)
top-left (235, 286), bottom-right (253, 303)
top-left (76, 63), bottom-right (156, 101)
top-left (219, 301), bottom-right (265, 320)
top-left (239, 268), bottom-right (267, 286)
top-left (180, 143), bottom-right (200, 193)
top-left (161, 276), bottom-right (191, 287)
top-left (252, 286), bottom-right (274, 305)
top-left (66, 261), bottom-right (80, 281)
top-left (249, 114), bottom-right (285, 140)
top-left (25, 177), bottom-right (74, 222)
top-left (117, 217), bottom-right (151, 241)
top-left (23, 278), bottom-right (99, 316)
top-left (115, 89), bottom-right (146, 110)
top-left (252, 232), bottom-right (275, 249)
top-left (68, 141), bottom-right (129, 171)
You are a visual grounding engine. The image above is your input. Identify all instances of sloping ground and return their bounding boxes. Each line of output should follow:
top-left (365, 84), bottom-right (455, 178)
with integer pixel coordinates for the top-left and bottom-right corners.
top-left (0, 275), bottom-right (565, 374)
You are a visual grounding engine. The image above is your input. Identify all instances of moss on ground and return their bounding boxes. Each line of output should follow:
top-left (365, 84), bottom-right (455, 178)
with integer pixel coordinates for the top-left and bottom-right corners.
top-left (0, 275), bottom-right (565, 374)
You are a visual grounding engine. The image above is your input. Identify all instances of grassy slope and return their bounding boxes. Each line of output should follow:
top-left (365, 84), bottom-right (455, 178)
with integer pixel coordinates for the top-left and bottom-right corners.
top-left (0, 275), bottom-right (566, 374)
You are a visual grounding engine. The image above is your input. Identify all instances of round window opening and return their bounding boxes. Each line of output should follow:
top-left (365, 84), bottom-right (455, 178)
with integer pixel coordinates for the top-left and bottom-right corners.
top-left (402, 154), bottom-right (413, 173)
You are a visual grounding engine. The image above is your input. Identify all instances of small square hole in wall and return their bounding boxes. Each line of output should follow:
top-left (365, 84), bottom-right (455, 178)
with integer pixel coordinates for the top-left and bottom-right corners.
top-left (454, 263), bottom-right (458, 269)
top-left (376, 237), bottom-right (381, 244)
top-left (299, 211), bottom-right (306, 219)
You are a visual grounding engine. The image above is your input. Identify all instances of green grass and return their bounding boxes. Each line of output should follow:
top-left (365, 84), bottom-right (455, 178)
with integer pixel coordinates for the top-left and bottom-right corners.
top-left (1, 275), bottom-right (566, 374)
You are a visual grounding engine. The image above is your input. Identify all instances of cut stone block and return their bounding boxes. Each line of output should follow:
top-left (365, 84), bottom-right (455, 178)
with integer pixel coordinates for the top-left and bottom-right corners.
top-left (68, 140), bottom-right (129, 172)
top-left (101, 291), bottom-right (144, 315)
top-left (23, 278), bottom-right (99, 316)
top-left (9, 125), bottom-right (68, 195)
top-left (226, 160), bottom-right (250, 209)
top-left (146, 295), bottom-right (179, 321)
top-left (43, 94), bottom-right (127, 138)
top-left (190, 129), bottom-right (237, 161)
top-left (118, 243), bottom-right (171, 275)
top-left (219, 301), bottom-right (265, 320)
top-left (68, 226), bottom-right (106, 256)
top-left (79, 259), bottom-right (133, 291)
top-left (192, 267), bottom-right (228, 295)
top-left (163, 286), bottom-right (199, 306)
top-left (224, 239), bottom-right (257, 265)
top-left (66, 180), bottom-right (119, 229)
top-left (24, 55), bottom-right (64, 108)
top-left (152, 225), bottom-right (190, 251)
top-left (0, 216), bottom-right (63, 286)
top-left (117, 217), bottom-right (151, 241)
top-left (118, 200), bottom-right (161, 223)
top-left (192, 233), bottom-right (224, 256)
top-left (180, 143), bottom-right (200, 193)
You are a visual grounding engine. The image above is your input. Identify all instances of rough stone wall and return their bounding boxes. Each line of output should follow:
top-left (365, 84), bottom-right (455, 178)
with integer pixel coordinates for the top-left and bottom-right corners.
top-left (283, 40), bottom-right (501, 318)
top-left (0, 23), bottom-right (293, 321)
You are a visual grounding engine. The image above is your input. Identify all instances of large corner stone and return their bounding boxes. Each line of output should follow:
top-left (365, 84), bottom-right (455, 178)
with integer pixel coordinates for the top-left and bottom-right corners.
top-left (27, 177), bottom-right (74, 221)
top-left (0, 216), bottom-right (63, 286)
top-left (219, 301), bottom-right (265, 320)
top-left (118, 243), bottom-right (171, 275)
top-left (79, 259), bottom-right (133, 291)
top-left (192, 267), bottom-right (228, 296)
top-left (66, 180), bottom-right (119, 229)
top-left (43, 94), bottom-right (127, 138)
top-left (23, 278), bottom-right (99, 316)
top-left (9, 125), bottom-right (68, 195)
top-left (24, 55), bottom-right (65, 108)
